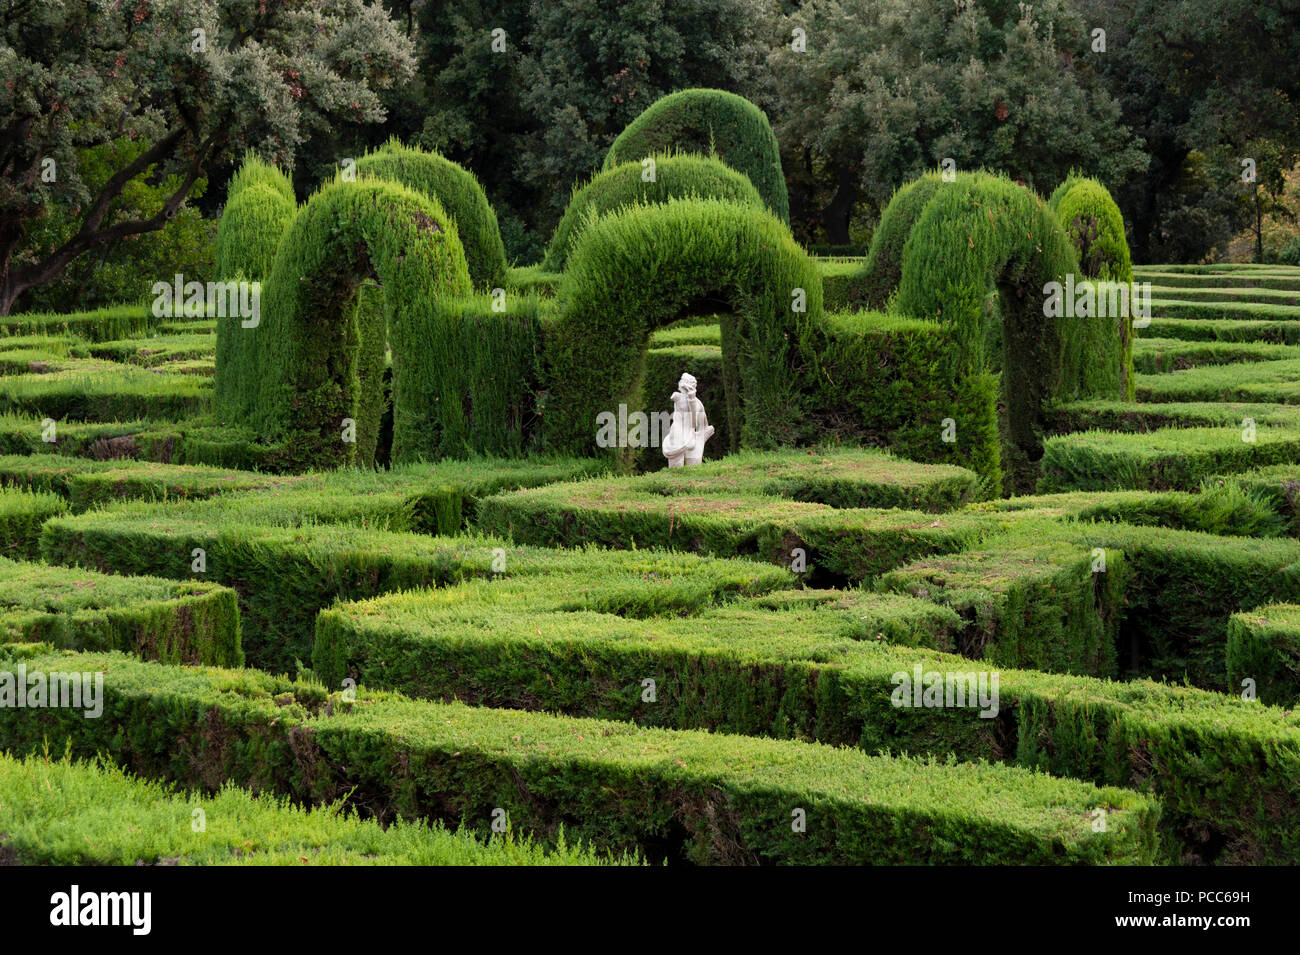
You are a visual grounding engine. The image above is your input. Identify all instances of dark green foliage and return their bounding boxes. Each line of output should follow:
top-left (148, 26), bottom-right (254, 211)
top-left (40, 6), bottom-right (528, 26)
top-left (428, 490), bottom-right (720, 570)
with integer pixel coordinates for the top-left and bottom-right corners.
top-left (544, 197), bottom-right (824, 457)
top-left (1040, 425), bottom-right (1300, 492)
top-left (895, 172), bottom-right (1124, 492)
top-left (854, 173), bottom-right (942, 309)
top-left (0, 557), bottom-right (240, 666)
top-left (419, 294), bottom-right (549, 459)
top-left (0, 648), bottom-right (1157, 865)
top-left (1226, 605), bottom-right (1300, 706)
top-left (604, 89), bottom-right (789, 223)
top-left (313, 579), bottom-right (1297, 864)
top-left (213, 155), bottom-right (297, 282)
top-left (355, 142), bottom-right (508, 291)
top-left (878, 536), bottom-right (1128, 679)
top-left (544, 154), bottom-right (764, 271)
top-left (0, 752), bottom-right (624, 866)
top-left (0, 486), bottom-right (67, 559)
top-left (215, 178), bottom-right (473, 470)
top-left (1049, 175), bottom-right (1134, 283)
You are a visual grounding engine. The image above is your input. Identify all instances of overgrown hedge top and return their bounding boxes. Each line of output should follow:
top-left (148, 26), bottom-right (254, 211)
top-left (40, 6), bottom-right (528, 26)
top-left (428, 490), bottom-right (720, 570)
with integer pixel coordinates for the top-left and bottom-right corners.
top-left (604, 89), bottom-right (789, 223)
top-left (855, 172), bottom-right (944, 309)
top-left (355, 141), bottom-right (507, 291)
top-left (214, 154), bottom-right (297, 282)
top-left (1049, 174), bottom-right (1134, 283)
top-left (544, 153), bottom-right (763, 271)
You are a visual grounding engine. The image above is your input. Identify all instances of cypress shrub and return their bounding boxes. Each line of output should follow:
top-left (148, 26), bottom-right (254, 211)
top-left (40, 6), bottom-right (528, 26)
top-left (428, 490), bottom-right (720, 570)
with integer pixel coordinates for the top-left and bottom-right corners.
top-left (604, 89), bottom-right (789, 223)
top-left (894, 172), bottom-right (1121, 494)
top-left (853, 172), bottom-right (944, 309)
top-left (543, 197), bottom-right (823, 458)
top-left (544, 154), bottom-right (763, 271)
top-left (355, 141), bottom-right (508, 291)
top-left (217, 178), bottom-right (473, 471)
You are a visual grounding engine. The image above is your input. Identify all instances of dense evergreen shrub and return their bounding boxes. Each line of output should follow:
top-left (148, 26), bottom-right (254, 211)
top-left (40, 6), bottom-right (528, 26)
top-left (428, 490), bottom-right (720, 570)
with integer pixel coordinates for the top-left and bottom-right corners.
top-left (604, 89), bottom-right (789, 223)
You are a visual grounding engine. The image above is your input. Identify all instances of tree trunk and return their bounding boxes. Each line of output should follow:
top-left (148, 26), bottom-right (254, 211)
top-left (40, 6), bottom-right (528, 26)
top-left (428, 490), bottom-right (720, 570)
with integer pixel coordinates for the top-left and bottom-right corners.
top-left (822, 163), bottom-right (858, 246)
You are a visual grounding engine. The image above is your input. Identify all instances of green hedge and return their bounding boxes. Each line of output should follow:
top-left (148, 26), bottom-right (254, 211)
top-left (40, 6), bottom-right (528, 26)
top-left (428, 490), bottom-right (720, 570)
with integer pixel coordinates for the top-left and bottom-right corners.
top-left (1132, 337), bottom-right (1300, 373)
top-left (474, 477), bottom-right (1013, 583)
top-left (0, 557), bottom-right (240, 666)
top-left (355, 141), bottom-right (507, 291)
top-left (1039, 425), bottom-right (1300, 492)
top-left (1048, 175), bottom-right (1134, 283)
top-left (878, 535), bottom-right (1128, 678)
top-left (417, 294), bottom-right (549, 458)
top-left (853, 173), bottom-right (943, 309)
top-left (215, 177), bottom-right (473, 471)
top-left (0, 752), bottom-right (626, 866)
top-left (895, 172), bottom-right (1125, 492)
top-left (40, 501), bottom-right (788, 672)
top-left (0, 649), bottom-right (1157, 865)
top-left (545, 154), bottom-right (764, 271)
top-left (0, 305), bottom-right (156, 343)
top-left (0, 361), bottom-right (210, 421)
top-left (543, 197), bottom-right (824, 457)
top-left (313, 582), bottom-right (1297, 863)
top-left (1149, 298), bottom-right (1300, 321)
top-left (1226, 604), bottom-right (1300, 706)
top-left (0, 486), bottom-right (68, 559)
top-left (1056, 523), bottom-right (1300, 691)
top-left (1146, 317), bottom-right (1300, 344)
top-left (604, 89), bottom-right (789, 223)
top-left (1209, 463), bottom-right (1300, 534)
top-left (1136, 359), bottom-right (1300, 404)
top-left (214, 171), bottom-right (296, 282)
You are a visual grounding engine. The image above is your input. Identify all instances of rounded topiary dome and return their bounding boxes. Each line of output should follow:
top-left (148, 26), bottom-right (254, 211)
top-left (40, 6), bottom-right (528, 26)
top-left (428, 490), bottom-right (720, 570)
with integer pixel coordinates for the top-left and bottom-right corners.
top-left (544, 153), bottom-right (764, 271)
top-left (214, 154), bottom-right (296, 281)
top-left (355, 141), bottom-right (508, 290)
top-left (1048, 175), bottom-right (1133, 283)
top-left (604, 89), bottom-right (789, 223)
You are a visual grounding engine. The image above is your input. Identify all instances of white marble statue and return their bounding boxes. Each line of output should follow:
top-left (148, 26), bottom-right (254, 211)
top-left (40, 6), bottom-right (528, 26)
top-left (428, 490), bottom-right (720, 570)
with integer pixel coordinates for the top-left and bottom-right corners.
top-left (662, 372), bottom-right (714, 467)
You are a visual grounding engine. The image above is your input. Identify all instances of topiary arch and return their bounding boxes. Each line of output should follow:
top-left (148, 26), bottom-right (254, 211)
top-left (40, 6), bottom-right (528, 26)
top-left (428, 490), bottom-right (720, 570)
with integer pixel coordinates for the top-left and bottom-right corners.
top-left (214, 177), bottom-right (472, 470)
top-left (544, 153), bottom-right (765, 271)
top-left (894, 173), bottom-right (1121, 493)
top-left (604, 89), bottom-right (790, 223)
top-left (213, 154), bottom-right (297, 415)
top-left (544, 197), bottom-right (822, 458)
top-left (354, 141), bottom-right (508, 291)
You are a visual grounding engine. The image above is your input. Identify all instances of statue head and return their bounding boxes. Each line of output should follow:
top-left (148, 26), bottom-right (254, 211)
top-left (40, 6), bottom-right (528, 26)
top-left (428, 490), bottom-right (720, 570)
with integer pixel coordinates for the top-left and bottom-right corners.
top-left (677, 372), bottom-right (697, 398)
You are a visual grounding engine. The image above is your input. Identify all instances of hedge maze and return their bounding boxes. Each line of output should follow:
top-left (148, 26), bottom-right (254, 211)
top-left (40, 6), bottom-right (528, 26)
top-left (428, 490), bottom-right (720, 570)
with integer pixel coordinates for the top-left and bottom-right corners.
top-left (4, 89), bottom-right (1300, 867)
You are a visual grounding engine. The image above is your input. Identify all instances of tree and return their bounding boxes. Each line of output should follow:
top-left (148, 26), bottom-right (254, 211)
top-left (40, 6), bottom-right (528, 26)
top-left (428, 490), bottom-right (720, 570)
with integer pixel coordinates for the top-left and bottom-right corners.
top-left (0, 0), bottom-right (415, 314)
top-left (1076, 0), bottom-right (1300, 262)
top-left (766, 0), bottom-right (1145, 244)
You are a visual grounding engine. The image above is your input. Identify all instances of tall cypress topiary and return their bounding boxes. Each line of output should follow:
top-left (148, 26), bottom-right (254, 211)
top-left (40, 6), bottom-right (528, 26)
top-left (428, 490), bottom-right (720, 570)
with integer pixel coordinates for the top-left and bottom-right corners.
top-left (225, 177), bottom-right (472, 470)
top-left (604, 89), bottom-right (790, 223)
top-left (544, 153), bottom-right (764, 271)
top-left (355, 141), bottom-right (508, 291)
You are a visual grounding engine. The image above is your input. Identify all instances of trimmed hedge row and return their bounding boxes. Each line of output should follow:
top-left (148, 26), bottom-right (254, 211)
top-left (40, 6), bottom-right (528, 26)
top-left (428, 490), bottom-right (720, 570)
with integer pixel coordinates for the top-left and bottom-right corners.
top-left (1136, 359), bottom-right (1300, 404)
top-left (313, 581), bottom-right (1299, 864)
top-left (0, 556), bottom-right (240, 666)
top-left (1039, 424), bottom-right (1300, 492)
top-left (39, 505), bottom-right (789, 672)
top-left (215, 177), bottom-right (473, 470)
top-left (878, 536), bottom-right (1128, 679)
top-left (0, 648), bottom-right (1157, 865)
top-left (0, 361), bottom-right (210, 421)
top-left (0, 486), bottom-right (68, 559)
top-left (1145, 317), bottom-right (1300, 344)
top-left (474, 477), bottom-right (1014, 583)
top-left (604, 89), bottom-right (789, 223)
top-left (1226, 604), bottom-right (1300, 706)
top-left (0, 752), bottom-right (625, 866)
top-left (1047, 175), bottom-right (1133, 282)
top-left (213, 153), bottom-right (296, 282)
top-left (1132, 338), bottom-right (1300, 374)
top-left (0, 305), bottom-right (158, 343)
